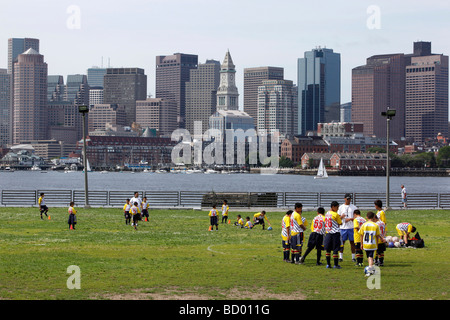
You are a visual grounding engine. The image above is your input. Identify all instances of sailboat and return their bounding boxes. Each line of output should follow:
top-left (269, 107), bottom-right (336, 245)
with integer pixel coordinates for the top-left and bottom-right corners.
top-left (314, 158), bottom-right (328, 179)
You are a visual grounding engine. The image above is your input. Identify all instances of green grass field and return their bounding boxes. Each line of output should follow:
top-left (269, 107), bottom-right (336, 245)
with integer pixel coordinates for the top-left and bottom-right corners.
top-left (0, 206), bottom-right (448, 300)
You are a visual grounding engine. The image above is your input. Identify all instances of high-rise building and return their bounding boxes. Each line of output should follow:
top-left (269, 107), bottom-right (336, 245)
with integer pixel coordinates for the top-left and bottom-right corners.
top-left (87, 67), bottom-right (107, 88)
top-left (89, 88), bottom-right (104, 106)
top-left (103, 68), bottom-right (147, 126)
top-left (88, 104), bottom-right (127, 133)
top-left (0, 69), bottom-right (11, 146)
top-left (405, 46), bottom-right (449, 142)
top-left (244, 66), bottom-right (284, 127)
top-left (13, 48), bottom-right (47, 143)
top-left (185, 60), bottom-right (220, 134)
top-left (136, 98), bottom-right (178, 137)
top-left (257, 80), bottom-right (298, 137)
top-left (297, 47), bottom-right (341, 135)
top-left (340, 102), bottom-right (352, 123)
top-left (155, 53), bottom-right (198, 128)
top-left (47, 75), bottom-right (65, 102)
top-left (352, 53), bottom-right (406, 139)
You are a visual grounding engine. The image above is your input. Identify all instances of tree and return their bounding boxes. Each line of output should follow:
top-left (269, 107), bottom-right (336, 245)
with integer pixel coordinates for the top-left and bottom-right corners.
top-left (279, 156), bottom-right (293, 168)
top-left (437, 146), bottom-right (450, 168)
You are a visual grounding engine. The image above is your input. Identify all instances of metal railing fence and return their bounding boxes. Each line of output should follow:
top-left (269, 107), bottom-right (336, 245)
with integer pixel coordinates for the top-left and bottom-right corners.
top-left (1, 190), bottom-right (449, 209)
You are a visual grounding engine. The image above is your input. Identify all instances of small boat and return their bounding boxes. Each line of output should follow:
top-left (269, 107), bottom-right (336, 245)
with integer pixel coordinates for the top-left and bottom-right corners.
top-left (31, 165), bottom-right (41, 171)
top-left (314, 158), bottom-right (328, 179)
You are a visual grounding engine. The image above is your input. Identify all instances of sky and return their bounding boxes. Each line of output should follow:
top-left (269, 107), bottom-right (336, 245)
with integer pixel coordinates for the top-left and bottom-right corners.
top-left (1, 0), bottom-right (449, 107)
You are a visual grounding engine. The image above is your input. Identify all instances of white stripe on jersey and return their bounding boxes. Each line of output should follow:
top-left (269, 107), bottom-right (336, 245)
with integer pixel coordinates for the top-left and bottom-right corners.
top-left (324, 211), bottom-right (340, 234)
top-left (376, 220), bottom-right (386, 238)
top-left (397, 222), bottom-right (410, 232)
top-left (281, 218), bottom-right (289, 238)
top-left (312, 215), bottom-right (325, 235)
top-left (291, 215), bottom-right (306, 234)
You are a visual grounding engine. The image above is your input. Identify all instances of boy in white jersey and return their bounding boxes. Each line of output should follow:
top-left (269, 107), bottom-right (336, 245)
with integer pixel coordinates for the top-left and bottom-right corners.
top-left (208, 205), bottom-right (219, 231)
top-left (142, 197), bottom-right (149, 222)
top-left (299, 207), bottom-right (325, 265)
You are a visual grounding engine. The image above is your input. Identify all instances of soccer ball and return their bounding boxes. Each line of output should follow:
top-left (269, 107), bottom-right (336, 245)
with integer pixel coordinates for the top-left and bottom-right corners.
top-left (394, 241), bottom-right (401, 248)
top-left (386, 236), bottom-right (393, 243)
top-left (392, 236), bottom-right (399, 242)
top-left (364, 266), bottom-right (375, 276)
top-left (388, 242), bottom-right (395, 248)
top-left (267, 226), bottom-right (272, 231)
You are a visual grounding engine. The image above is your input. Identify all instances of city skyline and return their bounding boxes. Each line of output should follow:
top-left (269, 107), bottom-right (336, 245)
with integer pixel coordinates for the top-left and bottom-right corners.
top-left (0, 0), bottom-right (449, 114)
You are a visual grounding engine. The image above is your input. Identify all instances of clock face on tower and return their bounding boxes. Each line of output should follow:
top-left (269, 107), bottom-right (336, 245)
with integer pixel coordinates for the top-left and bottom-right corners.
top-left (230, 74), bottom-right (234, 81)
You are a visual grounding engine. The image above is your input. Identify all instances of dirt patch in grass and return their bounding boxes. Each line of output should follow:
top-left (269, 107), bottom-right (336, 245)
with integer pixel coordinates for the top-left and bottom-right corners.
top-left (96, 286), bottom-right (306, 300)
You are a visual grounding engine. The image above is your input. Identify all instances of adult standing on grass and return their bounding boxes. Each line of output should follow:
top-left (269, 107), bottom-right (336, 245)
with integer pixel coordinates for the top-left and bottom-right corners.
top-left (131, 192), bottom-right (143, 212)
top-left (401, 185), bottom-right (407, 209)
top-left (338, 193), bottom-right (357, 262)
top-left (324, 201), bottom-right (342, 269)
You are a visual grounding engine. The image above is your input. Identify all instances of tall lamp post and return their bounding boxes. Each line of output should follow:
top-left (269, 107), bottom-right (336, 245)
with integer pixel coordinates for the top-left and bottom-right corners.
top-left (381, 108), bottom-right (396, 210)
top-left (78, 105), bottom-right (90, 209)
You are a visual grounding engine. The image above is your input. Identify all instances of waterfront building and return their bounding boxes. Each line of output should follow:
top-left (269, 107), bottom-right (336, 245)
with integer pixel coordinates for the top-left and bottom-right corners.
top-left (244, 66), bottom-right (284, 128)
top-left (88, 104), bottom-right (127, 133)
top-left (280, 135), bottom-right (329, 165)
top-left (155, 53), bottom-right (198, 128)
top-left (136, 98), bottom-right (178, 137)
top-left (297, 47), bottom-right (341, 134)
top-left (0, 69), bottom-right (11, 146)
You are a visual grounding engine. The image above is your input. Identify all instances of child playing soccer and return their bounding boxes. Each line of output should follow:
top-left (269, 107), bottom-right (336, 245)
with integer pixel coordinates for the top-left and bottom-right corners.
top-left (290, 203), bottom-right (307, 264)
top-left (234, 215), bottom-right (244, 228)
top-left (123, 199), bottom-right (131, 225)
top-left (221, 200), bottom-right (229, 224)
top-left (374, 214), bottom-right (386, 266)
top-left (142, 197), bottom-right (149, 222)
top-left (38, 193), bottom-right (49, 220)
top-left (130, 202), bottom-right (141, 230)
top-left (253, 211), bottom-right (271, 230)
top-left (353, 210), bottom-right (366, 267)
top-left (396, 222), bottom-right (416, 246)
top-left (324, 201), bottom-right (342, 269)
top-left (281, 210), bottom-right (293, 262)
top-left (244, 217), bottom-right (253, 229)
top-left (359, 211), bottom-right (384, 276)
top-left (299, 207), bottom-right (325, 265)
top-left (374, 200), bottom-right (387, 225)
top-left (209, 205), bottom-right (219, 231)
top-left (68, 201), bottom-right (77, 230)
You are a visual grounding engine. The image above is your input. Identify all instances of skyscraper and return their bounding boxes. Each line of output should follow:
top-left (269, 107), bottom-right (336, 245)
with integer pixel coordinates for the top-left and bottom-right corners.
top-left (155, 53), bottom-right (198, 128)
top-left (405, 45), bottom-right (449, 142)
top-left (297, 47), bottom-right (341, 135)
top-left (352, 53), bottom-right (406, 139)
top-left (0, 69), bottom-right (11, 146)
top-left (13, 48), bottom-right (47, 143)
top-left (257, 79), bottom-right (298, 137)
top-left (103, 68), bottom-right (147, 126)
top-left (136, 98), bottom-right (178, 137)
top-left (87, 67), bottom-right (107, 88)
top-left (244, 66), bottom-right (284, 127)
top-left (185, 59), bottom-right (220, 134)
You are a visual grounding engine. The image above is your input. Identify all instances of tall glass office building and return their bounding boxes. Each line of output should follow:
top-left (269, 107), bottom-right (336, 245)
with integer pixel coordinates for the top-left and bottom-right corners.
top-left (297, 47), bottom-right (340, 135)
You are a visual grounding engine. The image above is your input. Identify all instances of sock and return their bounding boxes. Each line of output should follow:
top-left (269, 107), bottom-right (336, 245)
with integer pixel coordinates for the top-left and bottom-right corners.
top-left (352, 253), bottom-right (356, 260)
top-left (339, 252), bottom-right (343, 259)
top-left (326, 252), bottom-right (331, 266)
top-left (317, 250), bottom-right (322, 263)
top-left (333, 254), bottom-right (339, 266)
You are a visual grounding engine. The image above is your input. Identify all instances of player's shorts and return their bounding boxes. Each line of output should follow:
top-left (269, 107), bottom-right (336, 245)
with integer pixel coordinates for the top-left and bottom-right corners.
top-left (290, 233), bottom-right (304, 250)
top-left (377, 242), bottom-right (386, 254)
top-left (341, 228), bottom-right (354, 242)
top-left (142, 209), bottom-right (149, 218)
top-left (365, 250), bottom-right (375, 258)
top-left (254, 217), bottom-right (265, 225)
top-left (324, 232), bottom-right (341, 252)
top-left (402, 197), bottom-right (407, 203)
top-left (210, 216), bottom-right (218, 226)
top-left (307, 232), bottom-right (324, 250)
top-left (40, 205), bottom-right (48, 212)
top-left (124, 211), bottom-right (131, 219)
top-left (282, 240), bottom-right (290, 250)
top-left (132, 214), bottom-right (141, 223)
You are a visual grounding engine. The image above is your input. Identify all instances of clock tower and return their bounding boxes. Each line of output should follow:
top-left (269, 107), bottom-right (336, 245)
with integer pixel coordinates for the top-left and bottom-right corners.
top-left (216, 50), bottom-right (239, 111)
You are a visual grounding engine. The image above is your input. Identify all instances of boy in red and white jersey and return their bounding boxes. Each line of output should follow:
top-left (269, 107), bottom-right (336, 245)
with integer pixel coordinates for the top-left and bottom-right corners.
top-left (299, 207), bottom-right (325, 265)
top-left (324, 201), bottom-right (343, 269)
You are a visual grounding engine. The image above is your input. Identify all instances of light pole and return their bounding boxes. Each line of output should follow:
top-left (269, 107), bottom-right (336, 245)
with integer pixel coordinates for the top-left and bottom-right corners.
top-left (381, 108), bottom-right (396, 210)
top-left (79, 105), bottom-right (90, 209)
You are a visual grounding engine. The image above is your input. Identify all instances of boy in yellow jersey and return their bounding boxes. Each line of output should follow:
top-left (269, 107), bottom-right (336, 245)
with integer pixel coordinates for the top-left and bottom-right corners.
top-left (353, 210), bottom-right (366, 267)
top-left (281, 210), bottom-right (293, 262)
top-left (209, 205), bottom-right (219, 231)
top-left (253, 211), bottom-right (271, 230)
top-left (130, 202), bottom-right (141, 230)
top-left (38, 193), bottom-right (49, 220)
top-left (290, 203), bottom-right (307, 264)
top-left (300, 207), bottom-right (325, 265)
top-left (359, 211), bottom-right (384, 275)
top-left (374, 214), bottom-right (386, 266)
top-left (123, 199), bottom-right (131, 225)
top-left (374, 200), bottom-right (386, 224)
top-left (324, 201), bottom-right (342, 269)
top-left (244, 217), bottom-right (253, 229)
top-left (221, 200), bottom-right (229, 224)
top-left (396, 222), bottom-right (416, 246)
top-left (142, 197), bottom-right (149, 222)
top-left (68, 201), bottom-right (77, 230)
top-left (234, 214), bottom-right (244, 228)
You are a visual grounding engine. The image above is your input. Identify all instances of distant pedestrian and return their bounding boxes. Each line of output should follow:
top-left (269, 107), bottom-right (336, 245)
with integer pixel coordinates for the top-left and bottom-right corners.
top-left (401, 185), bottom-right (407, 209)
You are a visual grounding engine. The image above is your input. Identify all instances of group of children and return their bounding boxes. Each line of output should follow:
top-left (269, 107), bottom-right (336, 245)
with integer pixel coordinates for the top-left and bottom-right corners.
top-left (208, 200), bottom-right (273, 231)
top-left (281, 199), bottom-right (417, 276)
top-left (122, 192), bottom-right (150, 230)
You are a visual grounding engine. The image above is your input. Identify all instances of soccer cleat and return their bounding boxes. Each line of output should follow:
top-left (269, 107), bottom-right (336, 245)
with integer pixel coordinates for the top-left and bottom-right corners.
top-left (326, 265), bottom-right (332, 269)
top-left (333, 265), bottom-right (342, 269)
